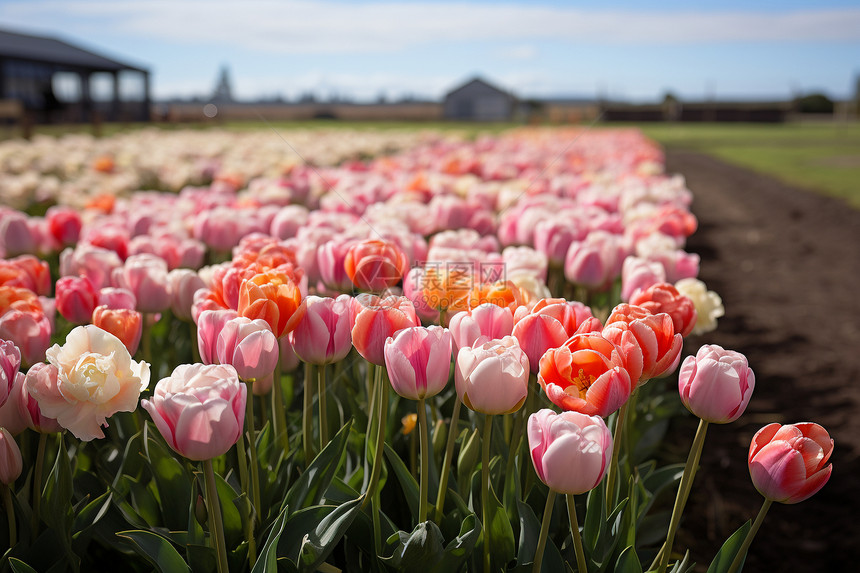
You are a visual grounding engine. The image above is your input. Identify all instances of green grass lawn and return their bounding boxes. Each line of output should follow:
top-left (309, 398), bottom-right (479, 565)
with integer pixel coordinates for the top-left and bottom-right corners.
top-left (636, 122), bottom-right (860, 208)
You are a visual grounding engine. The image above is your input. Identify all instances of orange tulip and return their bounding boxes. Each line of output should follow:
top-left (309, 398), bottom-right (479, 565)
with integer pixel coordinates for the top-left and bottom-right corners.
top-left (0, 286), bottom-right (42, 316)
top-left (344, 239), bottom-right (409, 292)
top-left (92, 305), bottom-right (143, 355)
top-left (237, 270), bottom-right (302, 338)
top-left (469, 280), bottom-right (523, 311)
top-left (603, 303), bottom-right (682, 382)
top-left (420, 265), bottom-right (472, 314)
top-left (538, 332), bottom-right (632, 417)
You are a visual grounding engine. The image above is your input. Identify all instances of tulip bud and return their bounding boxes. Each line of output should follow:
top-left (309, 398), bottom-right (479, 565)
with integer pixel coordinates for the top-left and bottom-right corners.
top-left (678, 345), bottom-right (755, 423)
top-left (748, 422), bottom-right (833, 504)
top-left (168, 269), bottom-right (205, 322)
top-left (384, 325), bottom-right (452, 400)
top-left (344, 239), bottom-right (409, 292)
top-left (56, 276), bottom-right (99, 324)
top-left (197, 309), bottom-right (238, 364)
top-left (112, 254), bottom-right (170, 314)
top-left (1, 339), bottom-right (21, 409)
top-left (0, 427), bottom-right (22, 485)
top-left (216, 317), bottom-right (279, 381)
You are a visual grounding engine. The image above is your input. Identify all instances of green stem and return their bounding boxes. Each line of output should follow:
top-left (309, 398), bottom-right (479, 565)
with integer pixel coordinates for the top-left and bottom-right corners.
top-left (362, 365), bottom-right (387, 511)
top-left (3, 484), bottom-right (16, 548)
top-left (605, 401), bottom-right (629, 508)
top-left (567, 494), bottom-right (588, 573)
top-left (203, 459), bottom-right (230, 573)
top-left (482, 414), bottom-right (494, 573)
top-left (31, 432), bottom-right (47, 536)
top-left (318, 365), bottom-right (328, 449)
top-left (303, 362), bottom-right (315, 465)
top-left (234, 422), bottom-right (257, 565)
top-left (367, 366), bottom-right (388, 554)
top-left (363, 363), bottom-right (379, 491)
top-left (656, 418), bottom-right (709, 573)
top-left (434, 396), bottom-right (462, 520)
top-left (271, 359), bottom-right (289, 455)
top-left (417, 398), bottom-right (430, 523)
top-left (245, 381), bottom-right (261, 535)
top-left (532, 490), bottom-right (557, 573)
top-left (726, 498), bottom-right (773, 573)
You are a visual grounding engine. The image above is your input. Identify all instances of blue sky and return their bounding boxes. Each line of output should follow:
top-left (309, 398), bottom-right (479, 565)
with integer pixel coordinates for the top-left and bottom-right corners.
top-left (2, 0), bottom-right (859, 102)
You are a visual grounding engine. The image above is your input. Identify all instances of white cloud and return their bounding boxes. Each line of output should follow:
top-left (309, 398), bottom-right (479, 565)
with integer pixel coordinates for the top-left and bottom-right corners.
top-left (499, 44), bottom-right (539, 61)
top-left (3, 1), bottom-right (860, 55)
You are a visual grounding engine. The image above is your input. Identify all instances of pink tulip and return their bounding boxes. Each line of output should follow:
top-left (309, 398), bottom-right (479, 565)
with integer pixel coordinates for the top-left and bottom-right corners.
top-left (621, 256), bottom-right (666, 302)
top-left (0, 428), bottom-right (22, 485)
top-left (455, 336), bottom-right (529, 415)
top-left (351, 294), bottom-right (419, 366)
top-left (168, 269), bottom-right (206, 321)
top-left (270, 205), bottom-right (310, 239)
top-left (0, 310), bottom-right (51, 368)
top-left (448, 303), bottom-right (515, 351)
top-left (97, 287), bottom-right (137, 310)
top-left (286, 295), bottom-right (352, 365)
top-left (278, 335), bottom-right (301, 373)
top-left (0, 373), bottom-right (27, 434)
top-left (56, 276), bottom-right (99, 324)
top-left (564, 231), bottom-right (626, 290)
top-left (512, 314), bottom-right (569, 375)
top-left (216, 317), bottom-right (279, 381)
top-left (60, 244), bottom-right (123, 291)
top-left (142, 363), bottom-right (246, 461)
top-left (748, 422), bottom-right (833, 504)
top-left (526, 298), bottom-right (600, 337)
top-left (197, 309), bottom-right (239, 364)
top-left (46, 206), bottom-right (82, 247)
top-left (112, 254), bottom-right (170, 313)
top-left (645, 249), bottom-right (700, 284)
top-left (19, 364), bottom-right (62, 433)
top-left (82, 225), bottom-right (130, 260)
top-left (534, 218), bottom-right (585, 265)
top-left (528, 408), bottom-right (613, 494)
top-left (678, 345), bottom-right (755, 423)
top-left (92, 305), bottom-right (143, 355)
top-left (0, 211), bottom-right (36, 256)
top-left (384, 326), bottom-right (452, 400)
top-left (1, 339), bottom-right (21, 408)
top-left (318, 235), bottom-right (361, 292)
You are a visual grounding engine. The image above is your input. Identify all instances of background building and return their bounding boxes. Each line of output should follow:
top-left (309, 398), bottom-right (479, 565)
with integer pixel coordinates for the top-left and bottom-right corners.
top-left (0, 27), bottom-right (150, 123)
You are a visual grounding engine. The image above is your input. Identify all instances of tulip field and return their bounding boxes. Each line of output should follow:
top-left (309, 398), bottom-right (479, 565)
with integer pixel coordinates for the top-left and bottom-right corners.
top-left (0, 126), bottom-right (838, 572)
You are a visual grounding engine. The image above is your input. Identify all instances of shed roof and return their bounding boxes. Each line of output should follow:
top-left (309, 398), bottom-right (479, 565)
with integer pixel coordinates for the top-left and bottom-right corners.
top-left (0, 28), bottom-right (147, 72)
top-left (444, 77), bottom-right (512, 99)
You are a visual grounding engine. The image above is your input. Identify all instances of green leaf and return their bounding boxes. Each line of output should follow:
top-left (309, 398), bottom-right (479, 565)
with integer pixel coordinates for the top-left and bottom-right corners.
top-left (284, 420), bottom-right (352, 511)
top-left (583, 481), bottom-right (606, 554)
top-left (382, 520), bottom-right (445, 570)
top-left (72, 491), bottom-right (112, 533)
top-left (514, 498), bottom-right (564, 573)
top-left (117, 530), bottom-right (190, 572)
top-left (214, 472), bottom-right (243, 550)
top-left (668, 550), bottom-right (695, 573)
top-left (487, 481), bottom-right (516, 569)
top-left (707, 520), bottom-right (751, 573)
top-left (144, 429), bottom-right (192, 530)
top-left (384, 442), bottom-right (420, 522)
top-left (8, 559), bottom-right (39, 573)
top-left (252, 508), bottom-right (290, 573)
top-left (614, 546), bottom-right (643, 573)
top-left (297, 497), bottom-right (363, 572)
top-left (435, 513), bottom-right (482, 572)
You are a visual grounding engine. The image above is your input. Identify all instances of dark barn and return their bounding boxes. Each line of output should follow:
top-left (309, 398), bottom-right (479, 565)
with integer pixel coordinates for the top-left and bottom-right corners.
top-left (0, 28), bottom-right (150, 124)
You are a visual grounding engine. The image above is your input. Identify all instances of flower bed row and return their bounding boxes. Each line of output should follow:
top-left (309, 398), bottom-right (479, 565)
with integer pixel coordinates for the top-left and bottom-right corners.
top-left (0, 127), bottom-right (832, 573)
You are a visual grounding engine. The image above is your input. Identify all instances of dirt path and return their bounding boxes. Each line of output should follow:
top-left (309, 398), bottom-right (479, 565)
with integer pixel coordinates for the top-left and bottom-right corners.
top-left (664, 150), bottom-right (860, 573)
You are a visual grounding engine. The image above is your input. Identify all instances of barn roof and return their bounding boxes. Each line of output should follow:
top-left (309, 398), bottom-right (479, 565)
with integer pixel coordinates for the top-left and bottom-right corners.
top-left (0, 28), bottom-right (148, 73)
top-left (444, 77), bottom-right (513, 99)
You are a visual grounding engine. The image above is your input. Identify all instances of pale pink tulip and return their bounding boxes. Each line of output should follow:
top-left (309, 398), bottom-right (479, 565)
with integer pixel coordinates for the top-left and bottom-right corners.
top-left (19, 364), bottom-right (62, 433)
top-left (528, 408), bottom-right (613, 494)
top-left (455, 336), bottom-right (529, 415)
top-left (216, 317), bottom-right (279, 381)
top-left (197, 309), bottom-right (239, 364)
top-left (112, 254), bottom-right (170, 313)
top-left (678, 344), bottom-right (755, 423)
top-left (142, 363), bottom-right (246, 461)
top-left (448, 303), bottom-right (515, 351)
top-left (0, 428), bottom-right (22, 485)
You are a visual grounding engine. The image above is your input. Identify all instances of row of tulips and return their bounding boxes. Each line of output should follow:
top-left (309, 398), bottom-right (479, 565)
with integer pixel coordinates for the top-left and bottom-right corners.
top-left (0, 127), bottom-right (832, 573)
